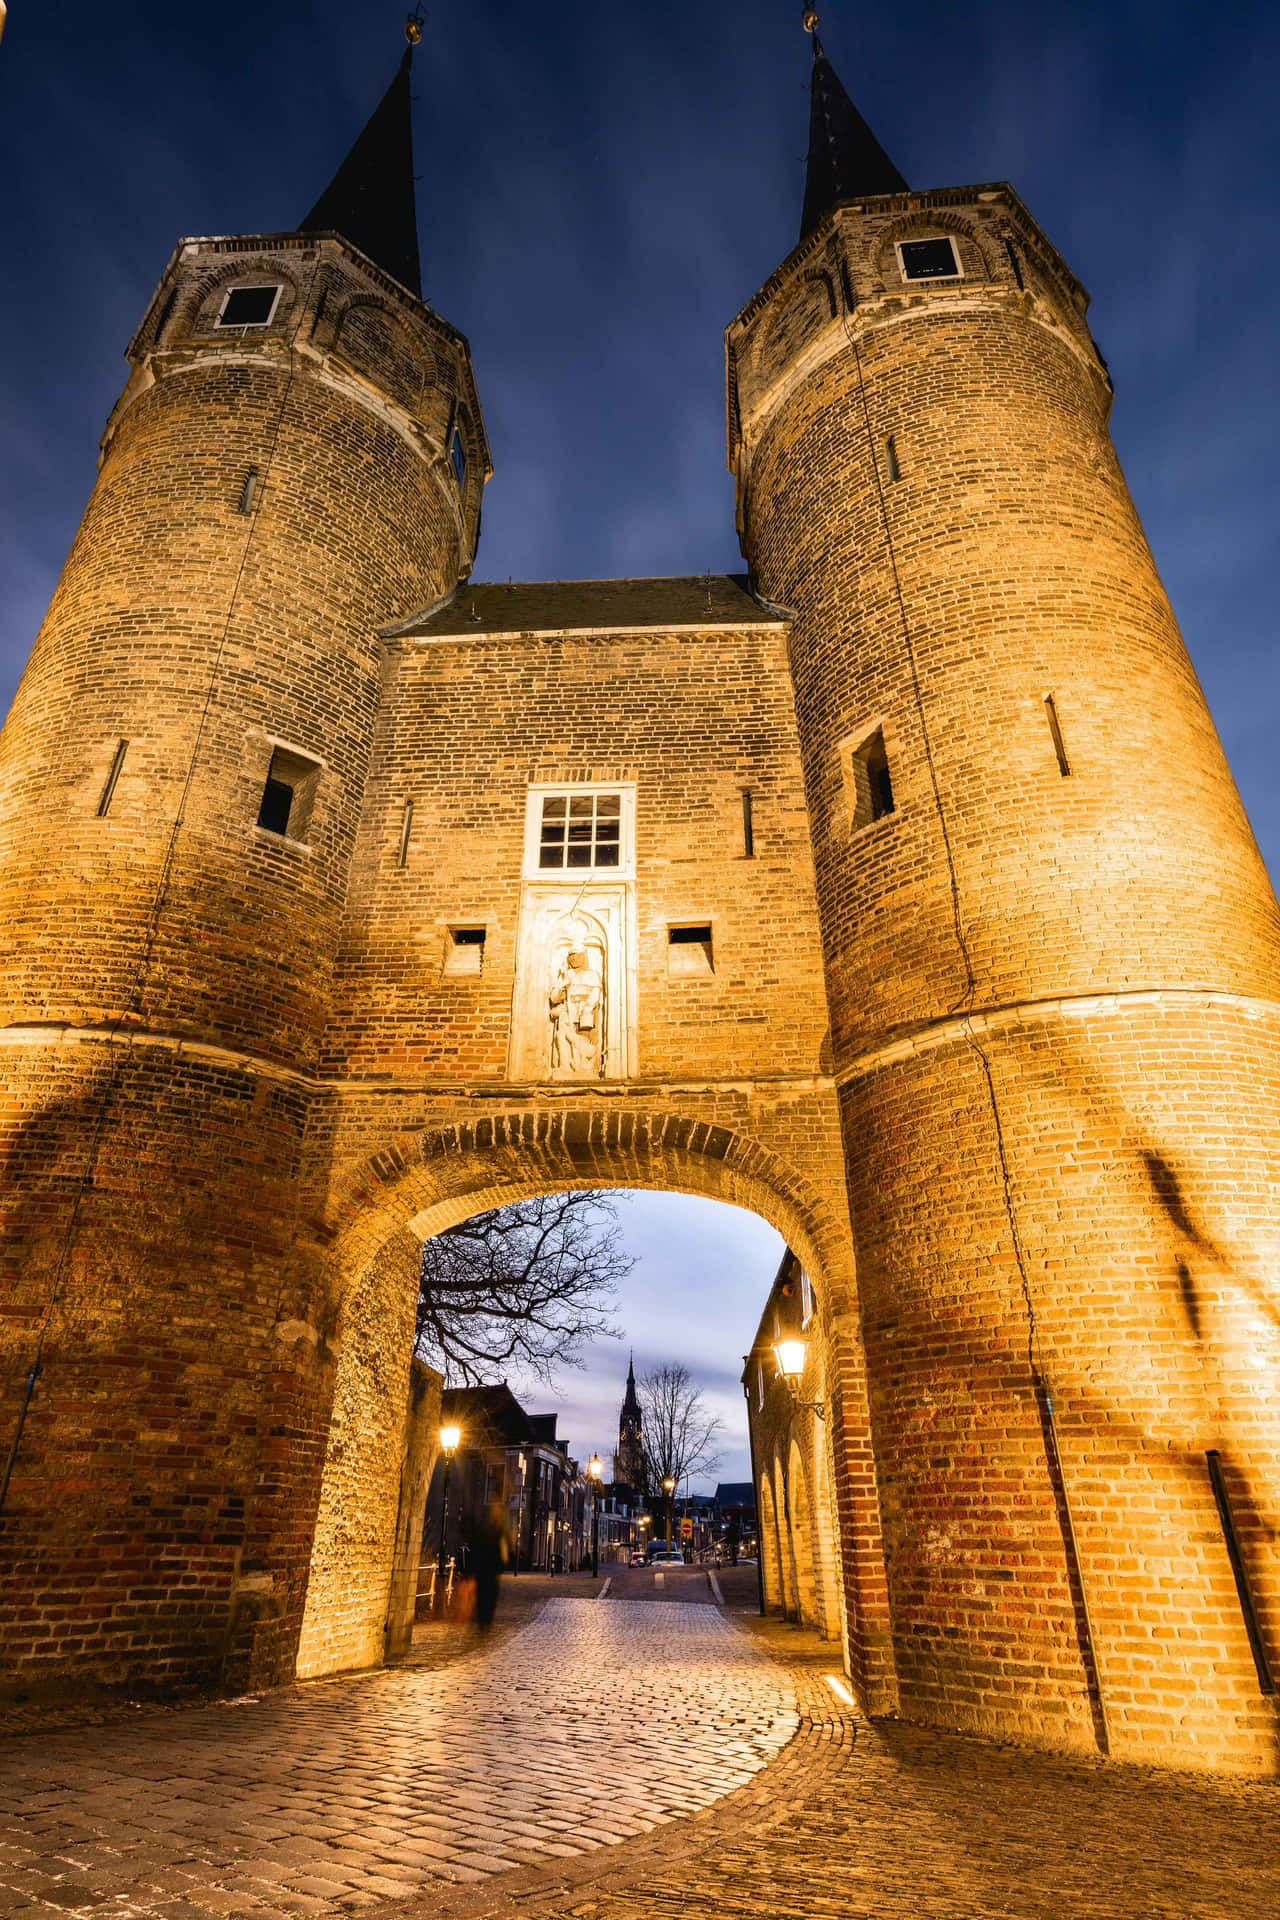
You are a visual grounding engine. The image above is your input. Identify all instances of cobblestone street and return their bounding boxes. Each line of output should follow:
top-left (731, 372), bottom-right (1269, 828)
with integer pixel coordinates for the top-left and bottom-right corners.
top-left (2, 1592), bottom-right (1278, 1920)
top-left (0, 1596), bottom-right (794, 1916)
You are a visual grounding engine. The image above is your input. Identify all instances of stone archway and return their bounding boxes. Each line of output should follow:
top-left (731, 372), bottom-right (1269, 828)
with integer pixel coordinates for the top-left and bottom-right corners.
top-left (294, 1102), bottom-right (888, 1685)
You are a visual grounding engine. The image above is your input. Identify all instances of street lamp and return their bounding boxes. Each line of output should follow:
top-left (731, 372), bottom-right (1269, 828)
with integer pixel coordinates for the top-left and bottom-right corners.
top-left (773, 1338), bottom-right (826, 1418)
top-left (587, 1453), bottom-right (604, 1577)
top-left (663, 1475), bottom-right (676, 1551)
top-left (437, 1424), bottom-right (461, 1605)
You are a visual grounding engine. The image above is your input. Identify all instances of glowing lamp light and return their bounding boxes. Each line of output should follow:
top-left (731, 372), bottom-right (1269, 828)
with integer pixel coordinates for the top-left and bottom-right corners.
top-left (439, 1424), bottom-right (462, 1454)
top-left (662, 1476), bottom-right (676, 1493)
top-left (587, 1453), bottom-right (604, 1481)
top-left (775, 1338), bottom-right (807, 1382)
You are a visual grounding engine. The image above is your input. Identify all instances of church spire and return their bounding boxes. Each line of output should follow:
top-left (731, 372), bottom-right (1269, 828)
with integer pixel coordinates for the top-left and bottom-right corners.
top-left (298, 14), bottom-right (424, 297)
top-left (799, 11), bottom-right (908, 242)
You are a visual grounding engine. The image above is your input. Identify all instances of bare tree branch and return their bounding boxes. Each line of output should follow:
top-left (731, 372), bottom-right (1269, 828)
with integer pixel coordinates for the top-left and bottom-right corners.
top-left (637, 1363), bottom-right (724, 1494)
top-left (415, 1190), bottom-right (628, 1386)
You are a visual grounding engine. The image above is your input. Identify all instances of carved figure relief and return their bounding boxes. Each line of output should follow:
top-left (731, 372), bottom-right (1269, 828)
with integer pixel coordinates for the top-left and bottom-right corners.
top-left (547, 914), bottom-right (607, 1078)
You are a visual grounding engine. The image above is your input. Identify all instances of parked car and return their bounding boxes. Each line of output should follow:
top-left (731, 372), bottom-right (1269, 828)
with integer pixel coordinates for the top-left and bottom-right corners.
top-left (628, 1549), bottom-right (647, 1566)
top-left (648, 1547), bottom-right (685, 1565)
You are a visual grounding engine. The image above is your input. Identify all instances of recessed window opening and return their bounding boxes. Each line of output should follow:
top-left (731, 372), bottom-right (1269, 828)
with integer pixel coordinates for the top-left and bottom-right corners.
top-left (218, 284), bottom-right (282, 330)
top-left (850, 728), bottom-right (895, 831)
top-left (1004, 238), bottom-right (1025, 290)
top-left (450, 430), bottom-right (467, 488)
top-left (397, 799), bottom-right (414, 869)
top-left (897, 236), bottom-right (962, 283)
top-left (667, 924), bottom-right (713, 979)
top-left (885, 434), bottom-right (902, 483)
top-left (741, 788), bottom-right (755, 858)
top-left (756, 1360), bottom-right (765, 1410)
top-left (444, 926), bottom-right (486, 977)
top-left (538, 791), bottom-right (621, 870)
top-left (1206, 1450), bottom-right (1274, 1694)
top-left (256, 745), bottom-right (321, 842)
top-left (1044, 693), bottom-right (1071, 777)
top-left (97, 739), bottom-right (129, 818)
top-left (237, 468), bottom-right (260, 515)
top-left (800, 1270), bottom-right (815, 1328)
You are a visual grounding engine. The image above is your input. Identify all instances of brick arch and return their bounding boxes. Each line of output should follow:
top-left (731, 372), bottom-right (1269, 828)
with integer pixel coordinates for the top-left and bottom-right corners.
top-left (758, 1468), bottom-right (784, 1617)
top-left (322, 1106), bottom-right (852, 1300)
top-left (297, 1104), bottom-right (857, 1678)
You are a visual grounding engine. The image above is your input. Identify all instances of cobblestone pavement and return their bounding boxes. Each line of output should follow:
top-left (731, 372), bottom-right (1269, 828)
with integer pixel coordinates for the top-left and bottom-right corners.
top-left (0, 1599), bottom-right (797, 1916)
top-left (400, 1618), bottom-right (1280, 1920)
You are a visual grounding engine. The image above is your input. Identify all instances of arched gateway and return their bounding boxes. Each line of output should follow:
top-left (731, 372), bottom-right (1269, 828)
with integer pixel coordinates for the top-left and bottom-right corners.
top-left (2, 23), bottom-right (1279, 1773)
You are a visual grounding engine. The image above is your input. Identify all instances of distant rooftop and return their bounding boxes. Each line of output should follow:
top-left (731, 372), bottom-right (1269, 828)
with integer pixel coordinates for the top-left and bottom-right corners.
top-left (384, 574), bottom-right (789, 640)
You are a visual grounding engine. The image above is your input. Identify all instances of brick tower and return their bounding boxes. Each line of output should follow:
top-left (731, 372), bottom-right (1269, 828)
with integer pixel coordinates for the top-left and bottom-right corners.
top-left (0, 35), bottom-right (487, 1692)
top-left (727, 20), bottom-right (1280, 1762)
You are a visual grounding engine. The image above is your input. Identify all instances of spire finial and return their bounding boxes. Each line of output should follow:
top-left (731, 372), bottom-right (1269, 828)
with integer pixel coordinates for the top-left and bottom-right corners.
top-left (803, 6), bottom-right (820, 31)
top-left (405, 6), bottom-right (425, 48)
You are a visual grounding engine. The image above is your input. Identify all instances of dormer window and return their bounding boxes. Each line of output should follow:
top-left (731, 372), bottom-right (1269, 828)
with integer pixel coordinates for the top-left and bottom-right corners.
top-left (896, 237), bottom-right (962, 283)
top-left (217, 285), bottom-right (282, 329)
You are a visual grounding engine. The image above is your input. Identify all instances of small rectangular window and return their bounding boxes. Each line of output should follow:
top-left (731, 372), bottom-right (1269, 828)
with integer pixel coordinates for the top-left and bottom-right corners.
top-left (237, 469), bottom-right (260, 515)
top-left (256, 745), bottom-right (321, 842)
top-left (668, 924), bottom-right (713, 979)
top-left (756, 1361), bottom-right (765, 1410)
top-left (741, 788), bottom-right (755, 858)
top-left (444, 926), bottom-right (485, 976)
top-left (885, 434), bottom-right (902, 483)
top-left (218, 285), bottom-right (282, 329)
top-left (538, 791), bottom-right (622, 870)
top-left (897, 237), bottom-right (962, 283)
top-left (97, 739), bottom-right (129, 818)
top-left (450, 430), bottom-right (467, 488)
top-left (1044, 694), bottom-right (1071, 777)
top-left (800, 1270), bottom-right (815, 1328)
top-left (850, 728), bottom-right (895, 831)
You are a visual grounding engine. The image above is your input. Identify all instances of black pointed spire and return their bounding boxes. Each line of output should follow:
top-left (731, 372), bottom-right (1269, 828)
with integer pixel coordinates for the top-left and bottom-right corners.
top-left (800, 25), bottom-right (908, 242)
top-left (622, 1352), bottom-right (640, 1417)
top-left (299, 40), bottom-right (422, 297)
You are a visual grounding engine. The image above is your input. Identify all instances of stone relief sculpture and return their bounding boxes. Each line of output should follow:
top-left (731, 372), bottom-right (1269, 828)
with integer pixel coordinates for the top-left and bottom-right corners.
top-left (547, 914), bottom-right (607, 1078)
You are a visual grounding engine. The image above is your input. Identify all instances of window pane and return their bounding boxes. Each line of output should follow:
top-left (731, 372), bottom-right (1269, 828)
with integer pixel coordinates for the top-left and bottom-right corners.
top-left (567, 844), bottom-right (591, 866)
top-left (595, 819), bottom-right (620, 841)
top-left (542, 797), bottom-right (565, 819)
top-left (596, 794), bottom-right (620, 817)
top-left (569, 795), bottom-right (593, 817)
top-left (595, 844), bottom-right (620, 866)
top-left (567, 821), bottom-right (592, 842)
top-left (539, 844), bottom-right (564, 868)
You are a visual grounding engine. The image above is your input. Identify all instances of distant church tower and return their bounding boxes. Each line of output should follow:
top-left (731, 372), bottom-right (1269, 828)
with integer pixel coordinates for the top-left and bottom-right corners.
top-left (615, 1354), bottom-right (644, 1489)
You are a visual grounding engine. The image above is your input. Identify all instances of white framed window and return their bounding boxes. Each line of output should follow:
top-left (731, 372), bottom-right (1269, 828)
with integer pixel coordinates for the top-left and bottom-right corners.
top-left (521, 783), bottom-right (636, 879)
top-left (217, 284), bottom-right (283, 329)
top-left (896, 236), bottom-right (962, 283)
top-left (800, 1270), bottom-right (815, 1329)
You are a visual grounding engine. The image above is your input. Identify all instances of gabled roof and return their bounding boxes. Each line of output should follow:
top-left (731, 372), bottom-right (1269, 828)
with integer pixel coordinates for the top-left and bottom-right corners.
top-left (383, 575), bottom-right (789, 641)
top-left (801, 32), bottom-right (908, 241)
top-left (299, 46), bottom-right (422, 297)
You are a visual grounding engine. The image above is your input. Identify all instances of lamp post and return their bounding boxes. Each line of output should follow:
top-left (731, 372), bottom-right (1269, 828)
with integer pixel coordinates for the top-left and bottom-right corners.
top-left (437, 1423), bottom-right (461, 1606)
top-left (587, 1453), bottom-right (603, 1577)
top-left (663, 1474), bottom-right (676, 1552)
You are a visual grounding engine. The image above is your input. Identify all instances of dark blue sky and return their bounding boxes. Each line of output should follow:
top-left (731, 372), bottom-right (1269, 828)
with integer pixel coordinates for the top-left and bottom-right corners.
top-left (2, 1), bottom-right (1275, 877)
top-left (2, 2), bottom-right (1277, 1472)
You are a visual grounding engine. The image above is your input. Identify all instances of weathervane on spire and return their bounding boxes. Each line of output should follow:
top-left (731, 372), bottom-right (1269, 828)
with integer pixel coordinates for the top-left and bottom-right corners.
top-left (405, 6), bottom-right (425, 48)
top-left (803, 6), bottom-right (820, 31)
